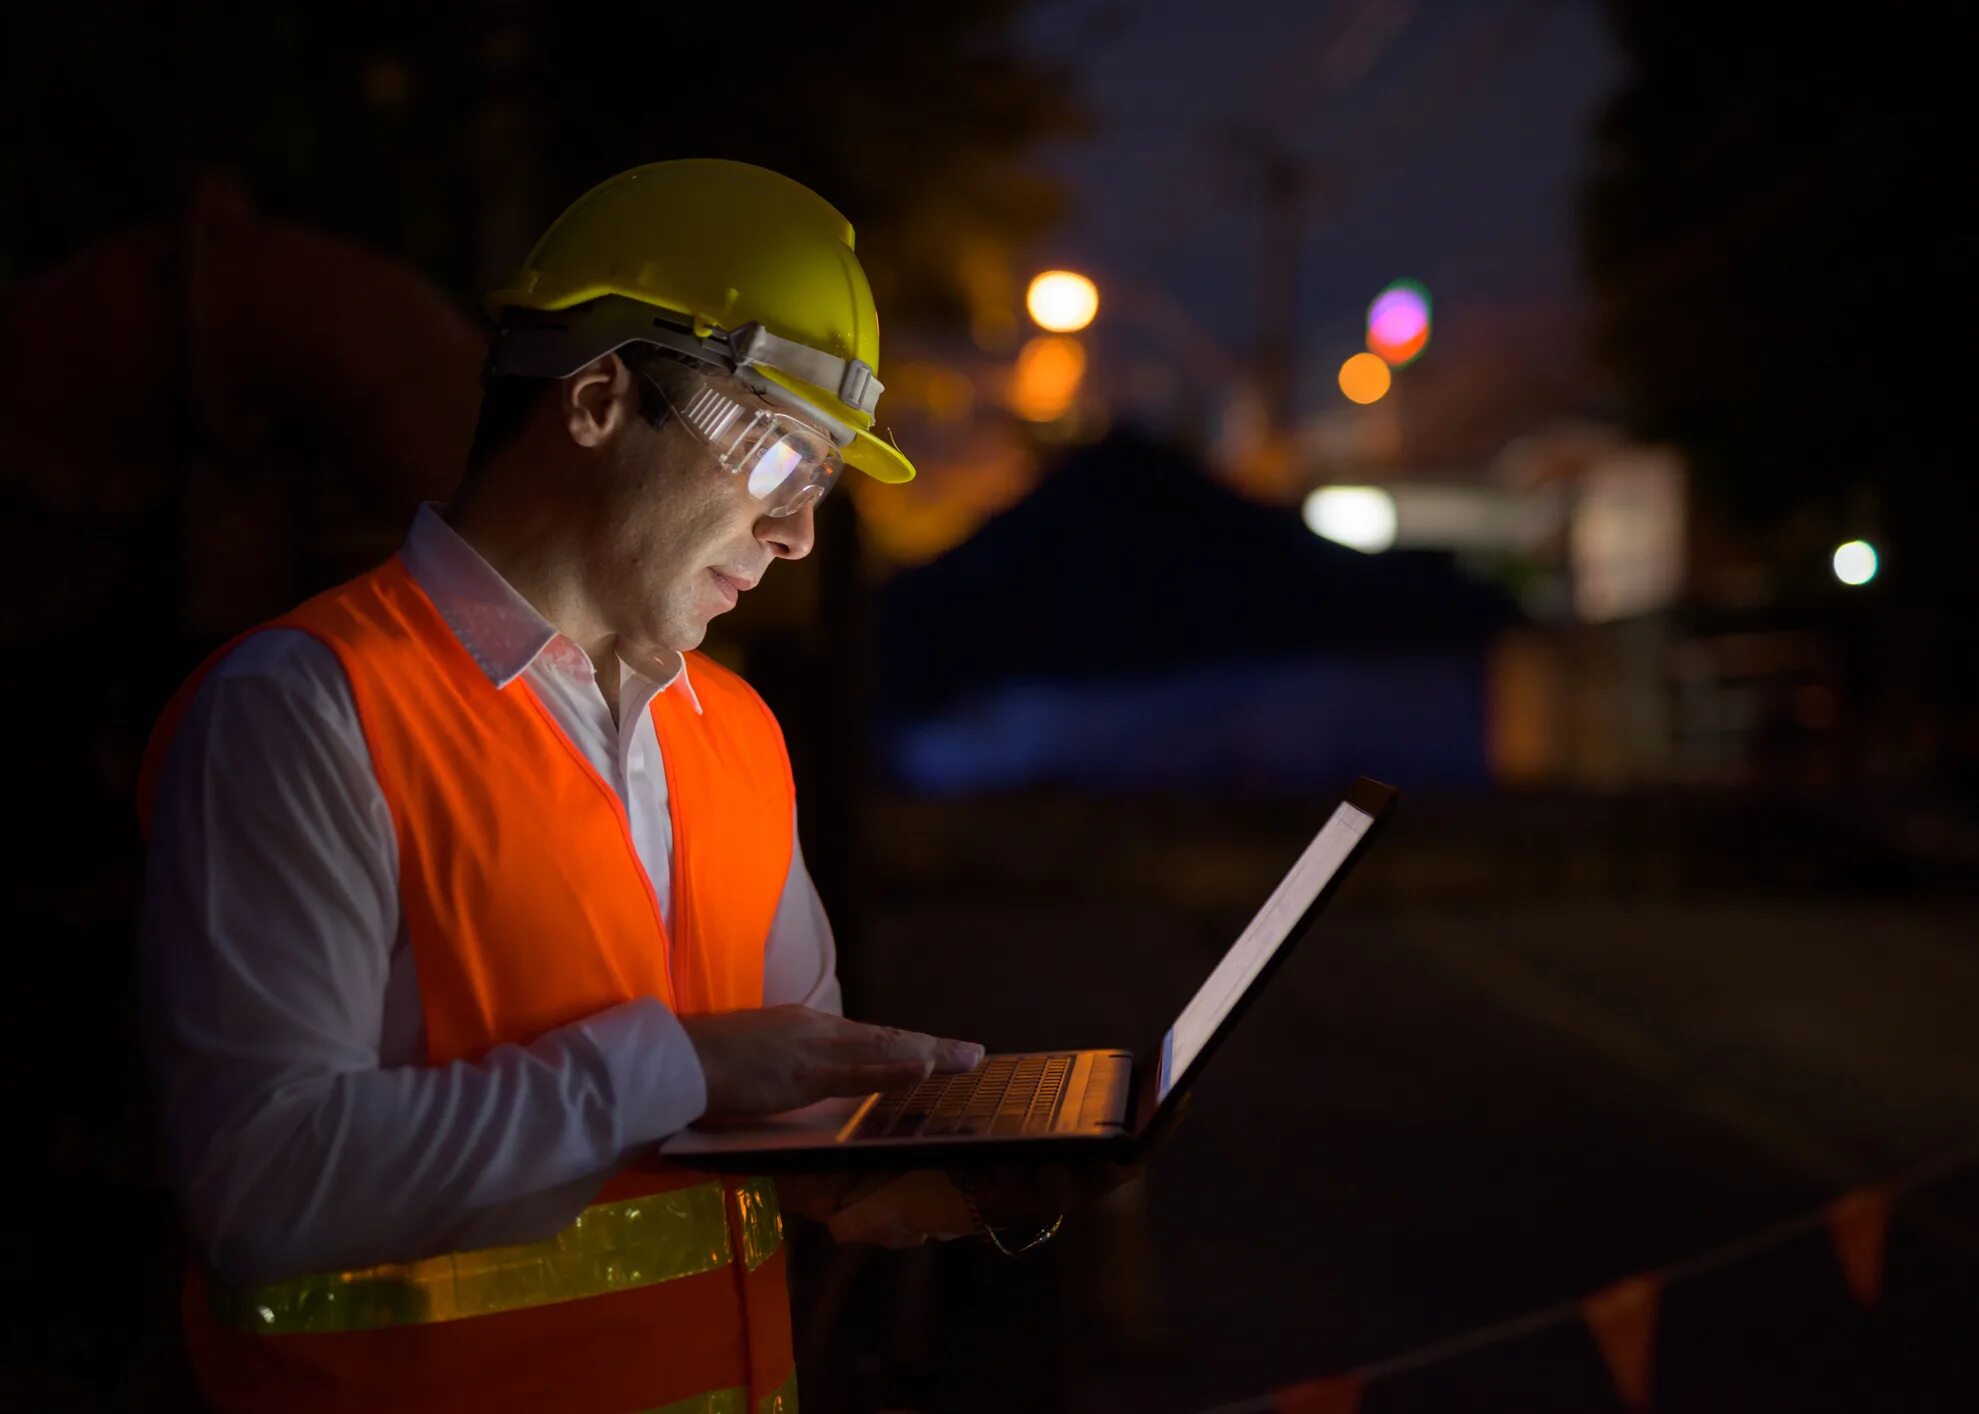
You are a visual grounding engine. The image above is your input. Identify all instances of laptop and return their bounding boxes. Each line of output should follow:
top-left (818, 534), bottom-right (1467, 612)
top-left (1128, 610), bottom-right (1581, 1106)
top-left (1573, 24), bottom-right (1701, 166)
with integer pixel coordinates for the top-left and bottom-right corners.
top-left (660, 777), bottom-right (1397, 1173)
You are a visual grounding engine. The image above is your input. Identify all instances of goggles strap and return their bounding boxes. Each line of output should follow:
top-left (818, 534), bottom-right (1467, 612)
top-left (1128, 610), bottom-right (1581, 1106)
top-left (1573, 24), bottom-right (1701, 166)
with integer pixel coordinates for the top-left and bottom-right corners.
top-left (728, 323), bottom-right (883, 415)
top-left (486, 298), bottom-right (880, 425)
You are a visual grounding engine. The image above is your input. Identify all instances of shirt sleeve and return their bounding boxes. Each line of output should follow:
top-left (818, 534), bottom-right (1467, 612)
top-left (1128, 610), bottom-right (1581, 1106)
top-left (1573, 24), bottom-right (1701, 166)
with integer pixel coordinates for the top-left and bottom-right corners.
top-left (139, 631), bottom-right (709, 1287)
top-left (760, 811), bottom-right (843, 1015)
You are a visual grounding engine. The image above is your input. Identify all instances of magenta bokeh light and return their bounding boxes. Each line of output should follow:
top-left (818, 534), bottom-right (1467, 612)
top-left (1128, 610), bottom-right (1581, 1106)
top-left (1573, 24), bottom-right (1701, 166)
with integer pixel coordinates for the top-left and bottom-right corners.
top-left (1369, 289), bottom-right (1427, 344)
top-left (1366, 280), bottom-right (1431, 366)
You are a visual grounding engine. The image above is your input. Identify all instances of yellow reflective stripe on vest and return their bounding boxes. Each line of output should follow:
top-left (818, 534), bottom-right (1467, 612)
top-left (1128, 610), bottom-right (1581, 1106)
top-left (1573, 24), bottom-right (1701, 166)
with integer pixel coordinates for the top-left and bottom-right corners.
top-left (644, 1389), bottom-right (745, 1414)
top-left (641, 1365), bottom-right (798, 1414)
top-left (756, 1365), bottom-right (799, 1414)
top-left (734, 1176), bottom-right (782, 1272)
top-left (214, 1179), bottom-right (783, 1335)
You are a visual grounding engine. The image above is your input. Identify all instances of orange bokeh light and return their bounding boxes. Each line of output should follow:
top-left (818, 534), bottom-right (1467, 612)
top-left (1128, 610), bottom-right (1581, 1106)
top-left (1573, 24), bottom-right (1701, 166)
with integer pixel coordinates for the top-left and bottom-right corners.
top-left (1338, 352), bottom-right (1393, 404)
top-left (1009, 335), bottom-right (1087, 421)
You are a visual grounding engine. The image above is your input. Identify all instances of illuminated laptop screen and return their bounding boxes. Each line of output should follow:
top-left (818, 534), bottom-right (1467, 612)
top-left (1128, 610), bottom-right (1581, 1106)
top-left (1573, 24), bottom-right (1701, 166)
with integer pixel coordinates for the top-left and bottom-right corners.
top-left (1157, 802), bottom-right (1374, 1100)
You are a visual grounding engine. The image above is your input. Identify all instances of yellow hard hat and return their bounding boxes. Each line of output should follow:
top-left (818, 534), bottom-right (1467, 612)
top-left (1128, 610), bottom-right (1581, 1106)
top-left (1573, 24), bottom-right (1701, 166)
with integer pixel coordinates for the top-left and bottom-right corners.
top-left (485, 158), bottom-right (914, 484)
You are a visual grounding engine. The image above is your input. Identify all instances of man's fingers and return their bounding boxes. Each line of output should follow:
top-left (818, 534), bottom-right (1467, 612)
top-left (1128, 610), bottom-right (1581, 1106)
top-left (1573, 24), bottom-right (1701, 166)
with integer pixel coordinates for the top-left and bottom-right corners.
top-left (835, 1023), bottom-right (984, 1073)
top-left (956, 1159), bottom-right (1137, 1223)
top-left (935, 1039), bottom-right (987, 1071)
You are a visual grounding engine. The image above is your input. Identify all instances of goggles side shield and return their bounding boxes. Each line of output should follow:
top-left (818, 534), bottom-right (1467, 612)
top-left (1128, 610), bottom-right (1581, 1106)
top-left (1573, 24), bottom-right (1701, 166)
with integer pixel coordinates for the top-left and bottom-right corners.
top-left (655, 372), bottom-right (842, 517)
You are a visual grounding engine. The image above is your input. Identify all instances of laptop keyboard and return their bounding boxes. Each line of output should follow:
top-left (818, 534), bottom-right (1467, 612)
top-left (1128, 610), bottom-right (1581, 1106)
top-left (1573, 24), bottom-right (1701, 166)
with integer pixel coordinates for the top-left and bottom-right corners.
top-left (852, 1055), bottom-right (1073, 1140)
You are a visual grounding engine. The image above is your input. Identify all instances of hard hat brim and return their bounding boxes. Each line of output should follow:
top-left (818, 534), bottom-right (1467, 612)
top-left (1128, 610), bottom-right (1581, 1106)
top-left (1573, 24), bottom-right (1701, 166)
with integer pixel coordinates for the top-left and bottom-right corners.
top-left (844, 424), bottom-right (916, 484)
top-left (753, 363), bottom-right (915, 484)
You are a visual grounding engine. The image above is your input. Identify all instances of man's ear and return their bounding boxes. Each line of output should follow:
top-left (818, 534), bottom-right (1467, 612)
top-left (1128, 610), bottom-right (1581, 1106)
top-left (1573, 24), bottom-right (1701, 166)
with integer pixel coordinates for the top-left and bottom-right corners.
top-left (561, 352), bottom-right (638, 450)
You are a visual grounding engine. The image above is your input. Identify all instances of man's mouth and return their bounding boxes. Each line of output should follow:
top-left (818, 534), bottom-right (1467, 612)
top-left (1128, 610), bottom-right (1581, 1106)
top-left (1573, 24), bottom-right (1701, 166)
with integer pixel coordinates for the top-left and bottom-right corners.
top-left (708, 568), bottom-right (755, 606)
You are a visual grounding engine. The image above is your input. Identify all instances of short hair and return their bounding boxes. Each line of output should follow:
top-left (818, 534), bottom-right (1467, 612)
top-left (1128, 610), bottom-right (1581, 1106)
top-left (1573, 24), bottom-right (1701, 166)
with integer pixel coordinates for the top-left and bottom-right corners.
top-left (462, 339), bottom-right (682, 475)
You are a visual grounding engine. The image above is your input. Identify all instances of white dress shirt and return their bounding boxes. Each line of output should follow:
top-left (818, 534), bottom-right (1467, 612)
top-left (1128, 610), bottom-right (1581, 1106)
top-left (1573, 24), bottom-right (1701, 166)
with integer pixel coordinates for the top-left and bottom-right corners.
top-left (139, 505), bottom-right (840, 1286)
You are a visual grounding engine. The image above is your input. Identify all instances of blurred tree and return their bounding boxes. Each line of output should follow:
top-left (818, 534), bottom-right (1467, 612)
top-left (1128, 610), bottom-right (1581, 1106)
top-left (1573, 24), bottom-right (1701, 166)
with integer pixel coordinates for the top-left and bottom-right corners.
top-left (0, 0), bottom-right (1080, 323)
top-left (1580, 1), bottom-right (1973, 798)
top-left (1578, 1), bottom-right (1964, 594)
top-left (0, 0), bottom-right (1083, 939)
top-left (0, 12), bottom-right (1081, 1403)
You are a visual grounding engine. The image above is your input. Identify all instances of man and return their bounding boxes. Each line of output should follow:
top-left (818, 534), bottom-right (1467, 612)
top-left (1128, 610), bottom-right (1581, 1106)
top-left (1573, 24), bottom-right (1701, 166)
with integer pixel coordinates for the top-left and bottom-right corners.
top-left (138, 159), bottom-right (1034, 1413)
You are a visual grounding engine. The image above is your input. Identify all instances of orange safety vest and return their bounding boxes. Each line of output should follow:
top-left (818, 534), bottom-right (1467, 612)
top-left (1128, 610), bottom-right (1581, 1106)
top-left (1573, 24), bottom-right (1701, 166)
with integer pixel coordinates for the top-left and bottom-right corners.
top-left (139, 556), bottom-right (799, 1414)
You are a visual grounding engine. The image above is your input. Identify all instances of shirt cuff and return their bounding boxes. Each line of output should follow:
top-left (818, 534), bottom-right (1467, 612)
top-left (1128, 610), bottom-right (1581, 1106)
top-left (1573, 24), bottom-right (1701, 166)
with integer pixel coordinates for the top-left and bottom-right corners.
top-left (576, 996), bottom-right (709, 1153)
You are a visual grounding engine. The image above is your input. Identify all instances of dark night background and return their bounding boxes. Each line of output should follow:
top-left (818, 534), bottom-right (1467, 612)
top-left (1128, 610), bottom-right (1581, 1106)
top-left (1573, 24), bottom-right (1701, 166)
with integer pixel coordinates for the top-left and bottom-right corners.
top-left (3, 2), bottom-right (1975, 1410)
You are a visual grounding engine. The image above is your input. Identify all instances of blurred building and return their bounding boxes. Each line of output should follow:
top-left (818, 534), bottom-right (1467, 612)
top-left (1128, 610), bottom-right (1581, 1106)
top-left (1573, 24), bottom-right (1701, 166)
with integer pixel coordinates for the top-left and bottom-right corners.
top-left (855, 315), bottom-right (1905, 804)
top-left (872, 426), bottom-right (1519, 795)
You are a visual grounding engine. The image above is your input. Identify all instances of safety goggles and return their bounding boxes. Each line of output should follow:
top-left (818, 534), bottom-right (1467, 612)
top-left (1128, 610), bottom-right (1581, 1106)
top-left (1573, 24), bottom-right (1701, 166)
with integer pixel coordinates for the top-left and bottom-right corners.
top-left (644, 368), bottom-right (843, 517)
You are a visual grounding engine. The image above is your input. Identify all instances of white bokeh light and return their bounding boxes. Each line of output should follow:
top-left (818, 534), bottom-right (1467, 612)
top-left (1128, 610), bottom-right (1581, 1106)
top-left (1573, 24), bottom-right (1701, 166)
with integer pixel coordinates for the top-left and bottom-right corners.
top-left (1303, 486), bottom-right (1398, 553)
top-left (1025, 270), bottom-right (1099, 333)
top-left (1832, 539), bottom-right (1878, 586)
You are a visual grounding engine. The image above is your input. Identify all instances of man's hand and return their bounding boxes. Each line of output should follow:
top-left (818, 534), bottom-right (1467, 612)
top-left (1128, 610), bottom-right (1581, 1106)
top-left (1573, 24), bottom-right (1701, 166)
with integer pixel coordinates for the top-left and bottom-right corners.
top-left (953, 1093), bottom-right (1194, 1227)
top-left (807, 1096), bottom-right (1197, 1248)
top-left (823, 1171), bottom-right (978, 1247)
top-left (679, 1005), bottom-right (984, 1118)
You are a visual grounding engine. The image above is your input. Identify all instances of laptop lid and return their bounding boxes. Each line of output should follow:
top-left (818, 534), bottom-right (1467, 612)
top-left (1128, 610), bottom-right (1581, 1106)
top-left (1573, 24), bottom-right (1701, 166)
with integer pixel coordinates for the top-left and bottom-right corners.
top-left (1129, 776), bottom-right (1397, 1134)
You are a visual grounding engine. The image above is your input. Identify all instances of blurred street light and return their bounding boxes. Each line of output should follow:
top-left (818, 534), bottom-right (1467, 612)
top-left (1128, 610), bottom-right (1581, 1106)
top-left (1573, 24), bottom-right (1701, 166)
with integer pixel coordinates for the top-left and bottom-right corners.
top-left (1009, 335), bottom-right (1087, 421)
top-left (1367, 279), bottom-right (1431, 366)
top-left (1303, 486), bottom-right (1398, 552)
top-left (1026, 270), bottom-right (1099, 333)
top-left (1833, 539), bottom-right (1879, 586)
top-left (1338, 351), bottom-right (1392, 404)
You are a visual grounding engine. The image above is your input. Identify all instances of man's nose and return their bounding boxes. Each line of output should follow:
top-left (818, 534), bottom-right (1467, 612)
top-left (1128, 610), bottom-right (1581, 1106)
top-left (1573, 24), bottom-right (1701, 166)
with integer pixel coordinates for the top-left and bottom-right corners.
top-left (757, 501), bottom-right (818, 560)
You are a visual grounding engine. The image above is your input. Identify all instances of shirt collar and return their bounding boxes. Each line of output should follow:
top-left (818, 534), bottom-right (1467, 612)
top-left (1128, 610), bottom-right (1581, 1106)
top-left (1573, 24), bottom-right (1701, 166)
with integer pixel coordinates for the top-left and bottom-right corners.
top-left (399, 503), bottom-right (701, 714)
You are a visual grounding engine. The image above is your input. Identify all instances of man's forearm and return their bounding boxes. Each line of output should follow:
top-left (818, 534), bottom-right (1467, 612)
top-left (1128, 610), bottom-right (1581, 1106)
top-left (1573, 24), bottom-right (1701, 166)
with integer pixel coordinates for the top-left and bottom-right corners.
top-left (171, 996), bottom-right (705, 1287)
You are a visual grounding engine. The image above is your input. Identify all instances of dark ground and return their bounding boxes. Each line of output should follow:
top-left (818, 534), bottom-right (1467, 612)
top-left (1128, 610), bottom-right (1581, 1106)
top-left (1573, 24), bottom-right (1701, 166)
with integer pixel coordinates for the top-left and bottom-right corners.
top-left (10, 788), bottom-right (1977, 1411)
top-left (793, 789), bottom-right (1979, 1413)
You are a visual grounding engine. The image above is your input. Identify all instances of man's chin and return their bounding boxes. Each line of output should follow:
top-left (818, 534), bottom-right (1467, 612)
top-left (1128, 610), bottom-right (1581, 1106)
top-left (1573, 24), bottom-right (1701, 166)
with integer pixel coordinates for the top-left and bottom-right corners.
top-left (621, 625), bottom-right (701, 673)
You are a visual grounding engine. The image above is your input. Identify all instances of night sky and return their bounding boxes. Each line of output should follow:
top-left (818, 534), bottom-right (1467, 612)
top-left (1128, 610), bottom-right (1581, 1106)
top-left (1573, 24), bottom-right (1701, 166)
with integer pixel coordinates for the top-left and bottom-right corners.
top-left (1019, 0), bottom-right (1621, 425)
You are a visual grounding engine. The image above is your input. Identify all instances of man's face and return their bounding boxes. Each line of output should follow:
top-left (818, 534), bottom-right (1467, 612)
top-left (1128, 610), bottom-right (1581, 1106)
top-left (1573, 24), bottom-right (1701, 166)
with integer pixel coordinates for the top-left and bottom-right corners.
top-left (587, 372), bottom-right (824, 657)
